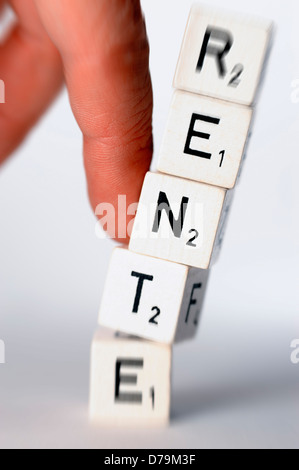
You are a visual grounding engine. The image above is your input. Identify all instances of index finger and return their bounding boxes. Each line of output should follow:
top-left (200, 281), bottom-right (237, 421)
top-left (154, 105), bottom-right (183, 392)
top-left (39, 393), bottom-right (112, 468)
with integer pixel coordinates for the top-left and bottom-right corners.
top-left (35, 0), bottom-right (153, 243)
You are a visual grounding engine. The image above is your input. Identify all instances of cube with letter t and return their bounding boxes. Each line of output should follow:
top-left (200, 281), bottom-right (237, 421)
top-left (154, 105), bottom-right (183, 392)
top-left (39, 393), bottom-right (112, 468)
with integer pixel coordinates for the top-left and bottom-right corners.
top-left (98, 247), bottom-right (210, 344)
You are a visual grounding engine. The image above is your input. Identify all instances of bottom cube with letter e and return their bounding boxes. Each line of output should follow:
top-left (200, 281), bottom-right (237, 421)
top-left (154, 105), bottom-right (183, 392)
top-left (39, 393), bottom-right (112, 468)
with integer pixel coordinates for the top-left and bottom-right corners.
top-left (89, 328), bottom-right (171, 426)
top-left (98, 247), bottom-right (209, 344)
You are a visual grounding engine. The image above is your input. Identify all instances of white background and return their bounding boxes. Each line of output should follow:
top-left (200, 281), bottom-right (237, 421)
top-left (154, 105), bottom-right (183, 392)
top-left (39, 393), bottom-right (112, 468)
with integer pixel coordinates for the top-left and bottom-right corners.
top-left (0, 0), bottom-right (298, 449)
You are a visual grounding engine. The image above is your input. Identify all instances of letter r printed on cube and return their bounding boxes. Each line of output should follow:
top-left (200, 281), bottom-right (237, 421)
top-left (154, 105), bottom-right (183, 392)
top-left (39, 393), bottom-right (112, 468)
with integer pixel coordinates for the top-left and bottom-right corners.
top-left (174, 5), bottom-right (273, 106)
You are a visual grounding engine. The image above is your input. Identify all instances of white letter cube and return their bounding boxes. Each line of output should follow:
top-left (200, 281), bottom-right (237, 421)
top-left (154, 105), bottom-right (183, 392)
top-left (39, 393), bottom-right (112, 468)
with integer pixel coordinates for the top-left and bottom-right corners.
top-left (174, 5), bottom-right (273, 106)
top-left (89, 328), bottom-right (171, 426)
top-left (98, 247), bottom-right (209, 344)
top-left (129, 172), bottom-right (229, 269)
top-left (158, 91), bottom-right (253, 189)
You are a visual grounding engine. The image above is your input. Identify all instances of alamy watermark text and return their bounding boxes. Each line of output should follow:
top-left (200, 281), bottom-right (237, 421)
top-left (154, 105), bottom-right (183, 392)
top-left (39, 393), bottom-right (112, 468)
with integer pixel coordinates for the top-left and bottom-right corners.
top-left (291, 339), bottom-right (299, 364)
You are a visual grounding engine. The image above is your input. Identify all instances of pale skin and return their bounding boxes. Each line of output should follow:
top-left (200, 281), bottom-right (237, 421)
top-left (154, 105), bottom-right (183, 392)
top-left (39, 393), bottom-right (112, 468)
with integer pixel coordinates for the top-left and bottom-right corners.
top-left (0, 0), bottom-right (153, 243)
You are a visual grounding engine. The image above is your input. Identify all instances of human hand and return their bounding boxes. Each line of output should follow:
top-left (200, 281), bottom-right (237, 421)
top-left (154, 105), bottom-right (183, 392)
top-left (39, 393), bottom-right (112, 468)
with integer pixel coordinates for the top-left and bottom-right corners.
top-left (0, 0), bottom-right (153, 243)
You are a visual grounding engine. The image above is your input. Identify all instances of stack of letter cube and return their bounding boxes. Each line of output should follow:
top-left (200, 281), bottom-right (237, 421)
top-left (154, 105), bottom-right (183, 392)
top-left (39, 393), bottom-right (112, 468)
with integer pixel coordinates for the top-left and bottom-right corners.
top-left (89, 5), bottom-right (272, 426)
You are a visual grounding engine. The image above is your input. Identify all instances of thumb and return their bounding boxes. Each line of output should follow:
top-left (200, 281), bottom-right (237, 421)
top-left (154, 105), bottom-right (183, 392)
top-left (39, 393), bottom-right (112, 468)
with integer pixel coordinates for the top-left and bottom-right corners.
top-left (35, 0), bottom-right (153, 243)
